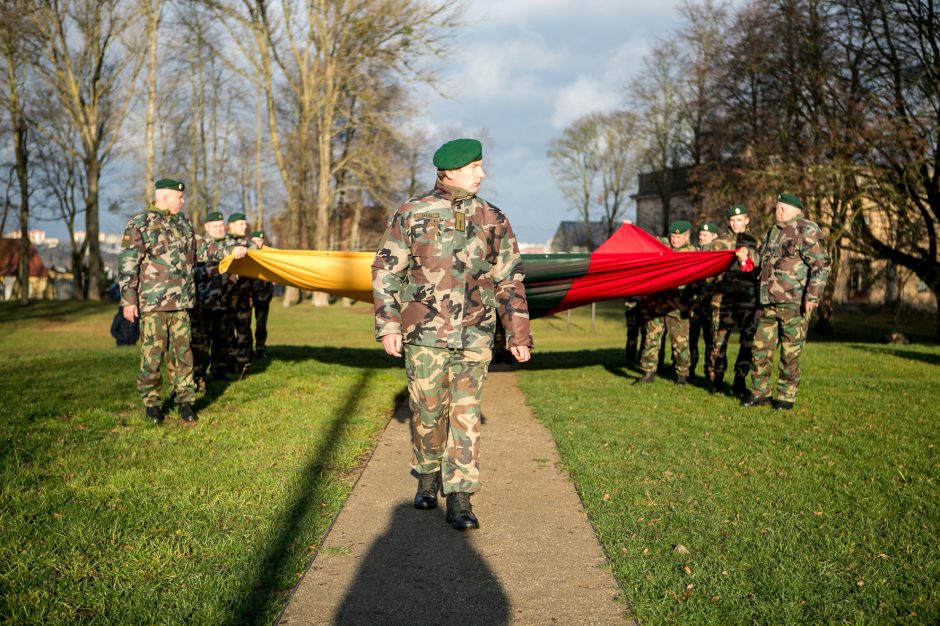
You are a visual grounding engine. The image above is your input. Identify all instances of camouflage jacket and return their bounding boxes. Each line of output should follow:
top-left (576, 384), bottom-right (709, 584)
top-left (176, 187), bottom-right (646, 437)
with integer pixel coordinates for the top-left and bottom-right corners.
top-left (224, 233), bottom-right (253, 304)
top-left (755, 216), bottom-right (831, 306)
top-left (194, 234), bottom-right (228, 311)
top-left (711, 231), bottom-right (759, 305)
top-left (119, 205), bottom-right (226, 312)
top-left (249, 240), bottom-right (275, 303)
top-left (372, 179), bottom-right (533, 350)
top-left (644, 239), bottom-right (698, 316)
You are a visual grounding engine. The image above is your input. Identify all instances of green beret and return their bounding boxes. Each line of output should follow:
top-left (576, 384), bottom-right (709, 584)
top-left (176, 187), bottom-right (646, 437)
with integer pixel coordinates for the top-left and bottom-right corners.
top-left (669, 220), bottom-right (691, 234)
top-left (699, 222), bottom-right (719, 233)
top-left (228, 212), bottom-right (247, 223)
top-left (205, 211), bottom-right (224, 223)
top-left (777, 193), bottom-right (803, 210)
top-left (249, 230), bottom-right (265, 239)
top-left (727, 204), bottom-right (748, 218)
top-left (155, 178), bottom-right (185, 191)
top-left (433, 138), bottom-right (483, 170)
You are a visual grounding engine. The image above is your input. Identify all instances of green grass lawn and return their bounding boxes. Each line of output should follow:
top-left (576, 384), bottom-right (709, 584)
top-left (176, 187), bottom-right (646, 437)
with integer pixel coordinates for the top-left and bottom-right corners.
top-left (0, 300), bottom-right (404, 625)
top-left (2, 299), bottom-right (938, 625)
top-left (518, 302), bottom-right (940, 624)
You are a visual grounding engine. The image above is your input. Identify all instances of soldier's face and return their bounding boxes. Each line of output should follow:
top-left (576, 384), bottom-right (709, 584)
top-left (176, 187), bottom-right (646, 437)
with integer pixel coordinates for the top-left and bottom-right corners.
top-left (669, 232), bottom-right (690, 248)
top-left (205, 221), bottom-right (225, 239)
top-left (698, 231), bottom-right (717, 246)
top-left (250, 237), bottom-right (264, 248)
top-left (229, 220), bottom-right (248, 237)
top-left (775, 202), bottom-right (800, 224)
top-left (729, 215), bottom-right (749, 234)
top-left (445, 159), bottom-right (485, 193)
top-left (161, 190), bottom-right (184, 214)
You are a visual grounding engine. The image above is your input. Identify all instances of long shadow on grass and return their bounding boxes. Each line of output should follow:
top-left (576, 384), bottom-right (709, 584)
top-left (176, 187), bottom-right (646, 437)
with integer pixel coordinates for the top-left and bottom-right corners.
top-left (848, 344), bottom-right (940, 367)
top-left (225, 368), bottom-right (379, 625)
top-left (330, 502), bottom-right (509, 625)
top-left (0, 300), bottom-right (114, 323)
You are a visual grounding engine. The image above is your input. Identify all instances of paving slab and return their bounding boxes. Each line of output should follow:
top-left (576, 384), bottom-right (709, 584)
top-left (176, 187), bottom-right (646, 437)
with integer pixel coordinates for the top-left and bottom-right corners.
top-left (278, 369), bottom-right (634, 626)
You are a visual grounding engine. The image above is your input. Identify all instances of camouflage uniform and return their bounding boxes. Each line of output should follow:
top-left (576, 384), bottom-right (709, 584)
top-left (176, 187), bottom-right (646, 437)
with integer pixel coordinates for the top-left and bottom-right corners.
top-left (118, 205), bottom-right (225, 408)
top-left (638, 240), bottom-right (697, 378)
top-left (709, 231), bottom-right (760, 391)
top-left (224, 233), bottom-right (253, 373)
top-left (372, 177), bottom-right (533, 495)
top-left (688, 241), bottom-right (717, 380)
top-left (251, 274), bottom-right (274, 358)
top-left (749, 215), bottom-right (830, 402)
top-left (192, 233), bottom-right (229, 381)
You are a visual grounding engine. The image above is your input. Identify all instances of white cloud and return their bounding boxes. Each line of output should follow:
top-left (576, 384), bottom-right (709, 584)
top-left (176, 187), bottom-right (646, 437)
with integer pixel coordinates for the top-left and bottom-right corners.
top-left (550, 75), bottom-right (620, 129)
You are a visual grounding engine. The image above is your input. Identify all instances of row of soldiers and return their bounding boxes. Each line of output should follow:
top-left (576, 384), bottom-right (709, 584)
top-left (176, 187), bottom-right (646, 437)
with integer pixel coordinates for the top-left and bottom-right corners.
top-left (626, 194), bottom-right (830, 409)
top-left (190, 211), bottom-right (274, 390)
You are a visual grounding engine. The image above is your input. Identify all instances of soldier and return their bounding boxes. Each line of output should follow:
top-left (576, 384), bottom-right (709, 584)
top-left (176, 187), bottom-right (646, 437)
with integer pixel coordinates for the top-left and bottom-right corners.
top-left (119, 179), bottom-right (246, 423)
top-left (192, 212), bottom-right (229, 386)
top-left (224, 212), bottom-right (253, 378)
top-left (249, 230), bottom-right (274, 359)
top-left (372, 138), bottom-right (533, 531)
top-left (709, 204), bottom-right (760, 395)
top-left (633, 220), bottom-right (697, 385)
top-left (738, 193), bottom-right (831, 410)
top-left (688, 222), bottom-right (719, 381)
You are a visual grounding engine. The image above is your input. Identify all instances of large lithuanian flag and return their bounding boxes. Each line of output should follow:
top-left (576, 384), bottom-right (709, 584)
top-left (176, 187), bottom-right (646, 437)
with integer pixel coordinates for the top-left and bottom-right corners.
top-left (219, 224), bottom-right (736, 319)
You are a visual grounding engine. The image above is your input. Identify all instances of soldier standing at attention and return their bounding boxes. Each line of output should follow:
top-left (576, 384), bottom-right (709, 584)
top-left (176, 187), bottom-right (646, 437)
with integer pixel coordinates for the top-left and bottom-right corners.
top-left (709, 204), bottom-right (760, 396)
top-left (119, 180), bottom-right (246, 423)
top-left (633, 220), bottom-right (697, 386)
top-left (192, 212), bottom-right (228, 386)
top-left (688, 222), bottom-right (719, 381)
top-left (224, 212), bottom-right (253, 378)
top-left (249, 230), bottom-right (274, 359)
top-left (738, 193), bottom-right (831, 410)
top-left (372, 138), bottom-right (533, 531)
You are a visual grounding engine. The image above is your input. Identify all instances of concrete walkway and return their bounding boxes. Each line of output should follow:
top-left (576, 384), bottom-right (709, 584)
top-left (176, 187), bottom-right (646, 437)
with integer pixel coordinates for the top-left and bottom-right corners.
top-left (278, 369), bottom-right (633, 626)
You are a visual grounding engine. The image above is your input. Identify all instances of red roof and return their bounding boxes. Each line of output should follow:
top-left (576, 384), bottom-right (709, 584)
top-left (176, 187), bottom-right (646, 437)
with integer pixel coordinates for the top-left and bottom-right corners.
top-left (0, 238), bottom-right (49, 277)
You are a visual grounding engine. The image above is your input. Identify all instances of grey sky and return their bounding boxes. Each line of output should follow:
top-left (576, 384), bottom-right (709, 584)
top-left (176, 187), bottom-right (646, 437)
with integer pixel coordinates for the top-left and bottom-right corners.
top-left (410, 0), bottom-right (684, 244)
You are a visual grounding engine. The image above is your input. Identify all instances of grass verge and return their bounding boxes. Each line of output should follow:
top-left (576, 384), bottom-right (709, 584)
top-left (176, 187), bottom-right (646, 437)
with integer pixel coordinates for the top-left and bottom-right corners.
top-left (0, 300), bottom-right (403, 625)
top-left (517, 302), bottom-right (939, 624)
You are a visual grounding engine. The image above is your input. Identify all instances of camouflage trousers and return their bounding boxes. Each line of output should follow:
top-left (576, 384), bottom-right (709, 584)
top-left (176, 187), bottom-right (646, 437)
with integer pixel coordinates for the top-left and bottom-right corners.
top-left (640, 310), bottom-right (691, 377)
top-left (689, 304), bottom-right (715, 379)
top-left (191, 308), bottom-right (228, 380)
top-left (138, 310), bottom-right (195, 407)
top-left (224, 299), bottom-right (253, 370)
top-left (750, 303), bottom-right (811, 402)
top-left (404, 343), bottom-right (492, 495)
top-left (710, 302), bottom-right (757, 383)
top-left (253, 300), bottom-right (270, 351)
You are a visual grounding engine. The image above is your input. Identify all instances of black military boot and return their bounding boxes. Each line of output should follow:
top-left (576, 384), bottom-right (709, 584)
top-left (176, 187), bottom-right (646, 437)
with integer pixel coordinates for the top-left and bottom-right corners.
top-left (741, 393), bottom-right (771, 408)
top-left (675, 375), bottom-right (688, 386)
top-left (445, 492), bottom-right (479, 531)
top-left (632, 372), bottom-right (656, 385)
top-left (179, 403), bottom-right (198, 422)
top-left (731, 376), bottom-right (748, 397)
top-left (773, 400), bottom-right (794, 411)
top-left (414, 471), bottom-right (440, 510)
top-left (145, 406), bottom-right (164, 424)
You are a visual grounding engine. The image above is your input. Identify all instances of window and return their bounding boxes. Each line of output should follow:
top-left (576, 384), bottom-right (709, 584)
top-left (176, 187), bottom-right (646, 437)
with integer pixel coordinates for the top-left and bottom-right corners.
top-left (848, 260), bottom-right (871, 301)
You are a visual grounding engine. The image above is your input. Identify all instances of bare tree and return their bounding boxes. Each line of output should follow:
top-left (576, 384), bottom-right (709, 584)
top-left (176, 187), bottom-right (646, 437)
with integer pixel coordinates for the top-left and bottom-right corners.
top-left (30, 0), bottom-right (145, 300)
top-left (142, 0), bottom-right (164, 202)
top-left (595, 110), bottom-right (642, 237)
top-left (548, 113), bottom-right (602, 249)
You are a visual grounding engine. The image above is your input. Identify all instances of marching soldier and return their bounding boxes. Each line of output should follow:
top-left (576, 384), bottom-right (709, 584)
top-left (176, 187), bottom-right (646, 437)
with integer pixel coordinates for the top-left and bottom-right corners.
top-left (633, 220), bottom-right (697, 385)
top-left (709, 205), bottom-right (760, 395)
top-left (372, 138), bottom-right (533, 531)
top-left (119, 179), bottom-right (246, 423)
top-left (249, 230), bottom-right (274, 359)
top-left (738, 193), bottom-right (831, 410)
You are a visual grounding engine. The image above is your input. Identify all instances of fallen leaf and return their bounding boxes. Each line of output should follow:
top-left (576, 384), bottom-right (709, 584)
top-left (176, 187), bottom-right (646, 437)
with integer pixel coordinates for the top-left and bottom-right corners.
top-left (673, 544), bottom-right (690, 554)
top-left (603, 493), bottom-right (611, 501)
top-left (857, 580), bottom-right (865, 587)
top-left (683, 565), bottom-right (693, 575)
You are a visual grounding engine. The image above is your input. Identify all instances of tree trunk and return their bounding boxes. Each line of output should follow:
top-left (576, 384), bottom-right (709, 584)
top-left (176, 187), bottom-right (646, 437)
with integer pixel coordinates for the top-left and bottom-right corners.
top-left (13, 114), bottom-right (29, 304)
top-left (144, 0), bottom-right (159, 202)
top-left (85, 157), bottom-right (103, 301)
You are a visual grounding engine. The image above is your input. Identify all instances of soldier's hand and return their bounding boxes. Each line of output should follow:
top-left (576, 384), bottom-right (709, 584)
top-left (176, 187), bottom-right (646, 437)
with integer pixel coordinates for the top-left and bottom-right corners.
top-left (510, 345), bottom-right (531, 363)
top-left (804, 301), bottom-right (817, 315)
top-left (232, 246), bottom-right (248, 259)
top-left (735, 247), bottom-right (748, 262)
top-left (381, 333), bottom-right (403, 357)
top-left (123, 305), bottom-right (138, 322)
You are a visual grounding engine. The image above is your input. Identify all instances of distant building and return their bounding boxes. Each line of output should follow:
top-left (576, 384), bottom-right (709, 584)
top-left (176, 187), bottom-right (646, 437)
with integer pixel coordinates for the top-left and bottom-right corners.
top-left (631, 167), bottom-right (695, 236)
top-left (549, 221), bottom-right (610, 252)
top-left (0, 238), bottom-right (51, 300)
